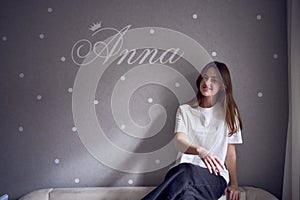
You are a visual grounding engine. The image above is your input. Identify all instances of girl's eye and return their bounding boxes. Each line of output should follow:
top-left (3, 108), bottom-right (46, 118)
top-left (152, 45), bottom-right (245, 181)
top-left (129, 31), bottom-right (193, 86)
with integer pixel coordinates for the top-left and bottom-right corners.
top-left (202, 75), bottom-right (209, 80)
top-left (212, 79), bottom-right (218, 83)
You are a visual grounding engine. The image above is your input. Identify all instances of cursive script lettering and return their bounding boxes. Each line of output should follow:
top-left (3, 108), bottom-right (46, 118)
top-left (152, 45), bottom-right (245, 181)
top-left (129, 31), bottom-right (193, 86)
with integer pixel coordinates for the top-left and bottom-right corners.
top-left (117, 48), bottom-right (183, 65)
top-left (71, 24), bottom-right (184, 66)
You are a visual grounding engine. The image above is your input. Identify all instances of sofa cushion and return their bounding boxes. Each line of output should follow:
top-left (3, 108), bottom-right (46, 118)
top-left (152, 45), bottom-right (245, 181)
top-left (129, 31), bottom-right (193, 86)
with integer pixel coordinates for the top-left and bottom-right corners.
top-left (50, 187), bottom-right (155, 200)
top-left (243, 187), bottom-right (278, 200)
top-left (19, 186), bottom-right (278, 200)
top-left (19, 187), bottom-right (155, 200)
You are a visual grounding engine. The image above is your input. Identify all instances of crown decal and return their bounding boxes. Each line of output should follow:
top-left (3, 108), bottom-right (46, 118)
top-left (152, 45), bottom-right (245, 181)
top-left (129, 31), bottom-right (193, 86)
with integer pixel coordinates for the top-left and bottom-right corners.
top-left (89, 21), bottom-right (102, 31)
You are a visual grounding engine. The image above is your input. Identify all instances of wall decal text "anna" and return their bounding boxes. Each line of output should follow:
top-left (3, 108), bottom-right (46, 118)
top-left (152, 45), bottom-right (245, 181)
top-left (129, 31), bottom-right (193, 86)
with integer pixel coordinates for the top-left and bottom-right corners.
top-left (71, 22), bottom-right (184, 66)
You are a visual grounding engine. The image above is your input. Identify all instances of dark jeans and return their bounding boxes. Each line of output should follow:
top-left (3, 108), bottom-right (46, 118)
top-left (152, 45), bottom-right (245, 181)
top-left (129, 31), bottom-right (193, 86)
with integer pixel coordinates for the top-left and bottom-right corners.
top-left (141, 163), bottom-right (227, 200)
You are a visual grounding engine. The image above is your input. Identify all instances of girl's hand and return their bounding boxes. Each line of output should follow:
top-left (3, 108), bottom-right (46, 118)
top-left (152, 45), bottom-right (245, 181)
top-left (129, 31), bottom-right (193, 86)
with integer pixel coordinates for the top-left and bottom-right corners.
top-left (197, 148), bottom-right (225, 175)
top-left (224, 185), bottom-right (240, 200)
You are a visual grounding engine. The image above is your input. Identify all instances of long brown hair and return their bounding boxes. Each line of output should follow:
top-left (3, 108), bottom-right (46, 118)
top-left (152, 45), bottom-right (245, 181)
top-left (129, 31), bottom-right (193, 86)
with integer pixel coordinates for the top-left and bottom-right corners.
top-left (196, 61), bottom-right (242, 136)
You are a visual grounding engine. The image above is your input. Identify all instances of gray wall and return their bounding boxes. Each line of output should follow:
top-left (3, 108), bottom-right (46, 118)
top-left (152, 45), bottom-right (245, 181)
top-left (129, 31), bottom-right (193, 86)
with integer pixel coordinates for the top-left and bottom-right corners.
top-left (0, 0), bottom-right (288, 199)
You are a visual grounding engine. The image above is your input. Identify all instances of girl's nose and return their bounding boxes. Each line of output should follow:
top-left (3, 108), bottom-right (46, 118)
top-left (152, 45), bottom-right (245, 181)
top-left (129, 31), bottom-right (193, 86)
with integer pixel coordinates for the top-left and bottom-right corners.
top-left (204, 78), bottom-right (211, 85)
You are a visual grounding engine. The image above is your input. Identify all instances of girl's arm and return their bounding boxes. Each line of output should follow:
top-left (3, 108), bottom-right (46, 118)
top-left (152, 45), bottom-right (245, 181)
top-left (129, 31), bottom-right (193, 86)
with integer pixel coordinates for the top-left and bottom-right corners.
top-left (174, 132), bottom-right (204, 155)
top-left (174, 132), bottom-right (225, 175)
top-left (225, 144), bottom-right (240, 200)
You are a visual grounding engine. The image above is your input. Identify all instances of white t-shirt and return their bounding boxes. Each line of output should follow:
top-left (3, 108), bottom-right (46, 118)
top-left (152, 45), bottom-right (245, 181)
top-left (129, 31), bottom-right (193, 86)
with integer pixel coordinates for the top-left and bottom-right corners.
top-left (173, 102), bottom-right (243, 184)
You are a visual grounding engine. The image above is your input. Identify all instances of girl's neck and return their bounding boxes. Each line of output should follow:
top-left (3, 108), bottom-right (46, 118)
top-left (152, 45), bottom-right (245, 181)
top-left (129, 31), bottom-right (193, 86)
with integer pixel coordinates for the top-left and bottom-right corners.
top-left (200, 97), bottom-right (217, 108)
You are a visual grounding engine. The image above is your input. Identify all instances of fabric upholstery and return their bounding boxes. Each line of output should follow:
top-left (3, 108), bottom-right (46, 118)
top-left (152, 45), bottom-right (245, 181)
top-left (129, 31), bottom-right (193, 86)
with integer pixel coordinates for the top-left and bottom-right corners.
top-left (19, 186), bottom-right (278, 200)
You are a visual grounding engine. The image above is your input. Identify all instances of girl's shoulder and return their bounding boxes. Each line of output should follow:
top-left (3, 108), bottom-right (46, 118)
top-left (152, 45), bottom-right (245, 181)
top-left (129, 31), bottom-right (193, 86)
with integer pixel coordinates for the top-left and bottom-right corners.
top-left (178, 98), bottom-right (198, 110)
top-left (177, 103), bottom-right (200, 117)
top-left (178, 103), bottom-right (196, 112)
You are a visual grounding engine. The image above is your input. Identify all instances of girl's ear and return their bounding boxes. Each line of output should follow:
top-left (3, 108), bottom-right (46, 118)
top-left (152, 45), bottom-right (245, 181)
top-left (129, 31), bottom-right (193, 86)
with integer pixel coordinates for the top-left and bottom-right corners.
top-left (222, 84), bottom-right (227, 91)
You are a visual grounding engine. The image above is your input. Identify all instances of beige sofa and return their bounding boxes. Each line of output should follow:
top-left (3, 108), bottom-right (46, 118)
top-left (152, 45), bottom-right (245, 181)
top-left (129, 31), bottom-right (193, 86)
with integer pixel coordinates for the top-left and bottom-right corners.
top-left (19, 186), bottom-right (278, 200)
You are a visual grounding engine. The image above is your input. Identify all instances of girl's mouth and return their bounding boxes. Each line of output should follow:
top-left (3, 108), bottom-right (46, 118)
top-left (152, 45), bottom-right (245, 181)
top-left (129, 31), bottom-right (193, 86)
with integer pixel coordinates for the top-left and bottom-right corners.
top-left (203, 86), bottom-right (212, 90)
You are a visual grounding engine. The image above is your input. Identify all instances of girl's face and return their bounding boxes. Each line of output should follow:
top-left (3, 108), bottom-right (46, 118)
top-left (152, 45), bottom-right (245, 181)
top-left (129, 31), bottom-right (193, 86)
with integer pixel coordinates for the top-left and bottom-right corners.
top-left (199, 67), bottom-right (222, 97)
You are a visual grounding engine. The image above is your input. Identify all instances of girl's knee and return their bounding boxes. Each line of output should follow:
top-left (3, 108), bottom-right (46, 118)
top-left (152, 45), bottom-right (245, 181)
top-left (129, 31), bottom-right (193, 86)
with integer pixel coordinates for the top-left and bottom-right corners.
top-left (177, 163), bottom-right (198, 179)
top-left (165, 163), bottom-right (201, 183)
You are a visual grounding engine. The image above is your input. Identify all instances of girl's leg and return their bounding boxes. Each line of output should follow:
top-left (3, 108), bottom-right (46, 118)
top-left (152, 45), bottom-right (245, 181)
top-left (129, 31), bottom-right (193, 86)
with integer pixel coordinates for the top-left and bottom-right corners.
top-left (141, 163), bottom-right (227, 200)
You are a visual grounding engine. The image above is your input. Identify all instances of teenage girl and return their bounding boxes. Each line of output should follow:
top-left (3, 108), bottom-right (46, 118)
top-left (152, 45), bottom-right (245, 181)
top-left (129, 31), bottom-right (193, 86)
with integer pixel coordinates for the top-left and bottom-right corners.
top-left (142, 61), bottom-right (243, 200)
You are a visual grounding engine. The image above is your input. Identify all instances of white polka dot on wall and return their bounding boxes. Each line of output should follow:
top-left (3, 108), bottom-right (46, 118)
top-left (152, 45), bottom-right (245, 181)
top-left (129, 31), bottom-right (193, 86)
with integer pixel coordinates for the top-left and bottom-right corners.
top-left (18, 126), bottom-right (24, 132)
top-left (192, 14), bottom-right (198, 19)
top-left (60, 56), bottom-right (66, 62)
top-left (128, 179), bottom-right (133, 185)
top-left (256, 14), bottom-right (262, 20)
top-left (94, 100), bottom-right (99, 105)
top-left (120, 76), bottom-right (126, 81)
top-left (121, 124), bottom-right (126, 130)
top-left (68, 88), bottom-right (73, 93)
top-left (175, 82), bottom-right (180, 88)
top-left (257, 92), bottom-right (263, 98)
top-left (72, 126), bottom-right (77, 132)
top-left (148, 98), bottom-right (153, 103)
top-left (273, 54), bottom-right (278, 59)
top-left (2, 36), bottom-right (7, 41)
top-left (36, 95), bottom-right (42, 100)
top-left (19, 73), bottom-right (25, 78)
top-left (54, 158), bottom-right (60, 164)
top-left (149, 29), bottom-right (155, 34)
top-left (39, 34), bottom-right (45, 39)
top-left (74, 178), bottom-right (80, 184)
top-left (211, 51), bottom-right (217, 57)
top-left (47, 7), bottom-right (53, 13)
top-left (155, 159), bottom-right (160, 164)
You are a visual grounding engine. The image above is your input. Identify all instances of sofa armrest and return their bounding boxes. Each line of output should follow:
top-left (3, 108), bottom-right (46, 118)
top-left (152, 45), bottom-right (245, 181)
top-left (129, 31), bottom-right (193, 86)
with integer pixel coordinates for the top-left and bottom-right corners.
top-left (19, 188), bottom-right (53, 200)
